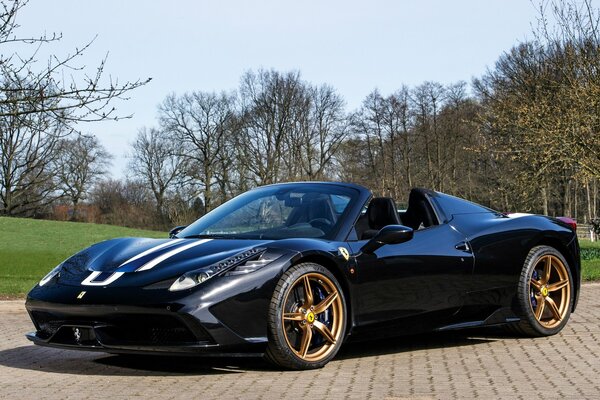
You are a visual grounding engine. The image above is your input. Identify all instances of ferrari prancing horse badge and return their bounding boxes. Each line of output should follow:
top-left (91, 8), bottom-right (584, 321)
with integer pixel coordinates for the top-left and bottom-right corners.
top-left (338, 247), bottom-right (350, 261)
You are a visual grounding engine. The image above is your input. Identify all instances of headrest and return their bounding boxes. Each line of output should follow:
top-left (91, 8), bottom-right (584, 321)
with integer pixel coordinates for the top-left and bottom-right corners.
top-left (367, 197), bottom-right (400, 230)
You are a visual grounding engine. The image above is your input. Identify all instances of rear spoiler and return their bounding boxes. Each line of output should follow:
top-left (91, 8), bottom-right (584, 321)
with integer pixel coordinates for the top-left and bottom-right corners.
top-left (505, 213), bottom-right (577, 232)
top-left (556, 217), bottom-right (577, 232)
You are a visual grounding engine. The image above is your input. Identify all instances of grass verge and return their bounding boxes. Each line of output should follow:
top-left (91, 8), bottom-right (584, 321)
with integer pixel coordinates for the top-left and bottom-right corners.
top-left (0, 217), bottom-right (164, 297)
top-left (582, 259), bottom-right (600, 281)
top-left (580, 239), bottom-right (600, 280)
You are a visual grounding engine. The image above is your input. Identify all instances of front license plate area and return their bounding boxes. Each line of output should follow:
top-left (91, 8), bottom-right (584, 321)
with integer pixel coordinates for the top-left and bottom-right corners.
top-left (51, 325), bottom-right (98, 346)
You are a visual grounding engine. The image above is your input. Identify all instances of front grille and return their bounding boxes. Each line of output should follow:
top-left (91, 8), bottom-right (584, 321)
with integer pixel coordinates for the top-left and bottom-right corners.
top-left (29, 311), bottom-right (213, 346)
top-left (30, 311), bottom-right (63, 339)
top-left (96, 315), bottom-right (200, 345)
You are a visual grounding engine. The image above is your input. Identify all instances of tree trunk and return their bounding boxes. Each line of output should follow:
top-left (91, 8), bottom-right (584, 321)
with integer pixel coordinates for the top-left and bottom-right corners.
top-left (586, 180), bottom-right (592, 224)
top-left (71, 199), bottom-right (79, 221)
top-left (541, 186), bottom-right (549, 216)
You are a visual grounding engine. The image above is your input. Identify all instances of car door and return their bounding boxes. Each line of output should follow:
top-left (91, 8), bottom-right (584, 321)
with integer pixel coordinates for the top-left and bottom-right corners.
top-left (347, 223), bottom-right (474, 328)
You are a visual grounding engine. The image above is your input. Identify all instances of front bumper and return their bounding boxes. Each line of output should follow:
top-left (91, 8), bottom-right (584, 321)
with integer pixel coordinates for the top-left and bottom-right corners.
top-left (25, 259), bottom-right (289, 356)
top-left (25, 300), bottom-right (266, 356)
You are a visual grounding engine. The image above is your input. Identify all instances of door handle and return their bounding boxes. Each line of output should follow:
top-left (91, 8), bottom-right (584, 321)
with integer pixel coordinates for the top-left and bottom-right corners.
top-left (455, 241), bottom-right (471, 253)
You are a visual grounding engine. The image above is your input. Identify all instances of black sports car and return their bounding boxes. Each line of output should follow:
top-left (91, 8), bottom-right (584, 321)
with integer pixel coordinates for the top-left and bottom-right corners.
top-left (26, 182), bottom-right (580, 369)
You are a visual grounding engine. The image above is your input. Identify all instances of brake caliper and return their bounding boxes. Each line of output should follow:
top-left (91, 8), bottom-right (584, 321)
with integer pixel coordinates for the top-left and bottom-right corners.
top-left (530, 270), bottom-right (539, 308)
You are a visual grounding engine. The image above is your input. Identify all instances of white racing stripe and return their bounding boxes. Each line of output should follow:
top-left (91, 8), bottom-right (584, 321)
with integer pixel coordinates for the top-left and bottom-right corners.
top-left (506, 213), bottom-right (532, 218)
top-left (81, 271), bottom-right (124, 286)
top-left (118, 239), bottom-right (184, 267)
top-left (80, 238), bottom-right (213, 287)
top-left (136, 239), bottom-right (213, 272)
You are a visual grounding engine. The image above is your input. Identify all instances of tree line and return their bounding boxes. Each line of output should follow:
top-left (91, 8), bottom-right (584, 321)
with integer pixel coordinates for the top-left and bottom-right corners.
top-left (1, 0), bottom-right (600, 231)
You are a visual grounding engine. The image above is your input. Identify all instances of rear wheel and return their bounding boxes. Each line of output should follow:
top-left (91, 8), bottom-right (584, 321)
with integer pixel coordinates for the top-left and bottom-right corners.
top-left (265, 263), bottom-right (346, 370)
top-left (514, 245), bottom-right (573, 336)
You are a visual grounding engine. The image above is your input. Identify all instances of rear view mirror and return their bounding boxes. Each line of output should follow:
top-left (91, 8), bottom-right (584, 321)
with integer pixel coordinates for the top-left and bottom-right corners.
top-left (169, 225), bottom-right (187, 238)
top-left (361, 225), bottom-right (414, 254)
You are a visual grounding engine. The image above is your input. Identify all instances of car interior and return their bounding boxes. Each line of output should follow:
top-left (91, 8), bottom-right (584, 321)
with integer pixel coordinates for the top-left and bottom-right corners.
top-left (286, 193), bottom-right (338, 227)
top-left (212, 189), bottom-right (438, 241)
top-left (280, 192), bottom-right (341, 235)
top-left (354, 189), bottom-right (439, 240)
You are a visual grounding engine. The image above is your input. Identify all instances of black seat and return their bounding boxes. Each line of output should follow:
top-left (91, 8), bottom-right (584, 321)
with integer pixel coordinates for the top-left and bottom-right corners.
top-left (307, 196), bottom-right (336, 222)
top-left (286, 193), bottom-right (335, 226)
top-left (403, 189), bottom-right (437, 230)
top-left (360, 197), bottom-right (400, 239)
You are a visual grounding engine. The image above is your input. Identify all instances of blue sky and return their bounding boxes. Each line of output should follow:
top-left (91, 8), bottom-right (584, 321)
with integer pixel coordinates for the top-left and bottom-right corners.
top-left (16, 0), bottom-right (543, 177)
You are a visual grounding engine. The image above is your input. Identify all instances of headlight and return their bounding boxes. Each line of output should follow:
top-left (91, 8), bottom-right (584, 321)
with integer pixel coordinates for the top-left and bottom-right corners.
top-left (39, 263), bottom-right (63, 286)
top-left (168, 271), bottom-right (212, 291)
top-left (169, 247), bottom-right (281, 292)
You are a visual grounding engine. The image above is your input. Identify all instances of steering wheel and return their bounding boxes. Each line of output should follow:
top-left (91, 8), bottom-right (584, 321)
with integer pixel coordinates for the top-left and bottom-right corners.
top-left (308, 218), bottom-right (333, 232)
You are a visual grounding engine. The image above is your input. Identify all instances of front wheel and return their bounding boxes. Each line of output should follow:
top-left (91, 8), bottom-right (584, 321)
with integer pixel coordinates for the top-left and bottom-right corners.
top-left (265, 263), bottom-right (346, 370)
top-left (514, 245), bottom-right (574, 336)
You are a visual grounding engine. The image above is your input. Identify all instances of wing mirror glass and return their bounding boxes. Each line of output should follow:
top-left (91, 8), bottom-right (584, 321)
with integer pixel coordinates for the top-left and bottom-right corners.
top-left (361, 224), bottom-right (414, 254)
top-left (169, 225), bottom-right (187, 238)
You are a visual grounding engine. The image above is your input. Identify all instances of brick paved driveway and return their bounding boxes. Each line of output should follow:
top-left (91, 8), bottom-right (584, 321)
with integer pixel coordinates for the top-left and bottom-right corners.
top-left (1, 284), bottom-right (599, 399)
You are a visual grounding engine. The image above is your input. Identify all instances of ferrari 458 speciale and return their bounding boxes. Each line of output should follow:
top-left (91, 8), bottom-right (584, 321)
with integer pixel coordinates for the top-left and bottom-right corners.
top-left (26, 182), bottom-right (580, 369)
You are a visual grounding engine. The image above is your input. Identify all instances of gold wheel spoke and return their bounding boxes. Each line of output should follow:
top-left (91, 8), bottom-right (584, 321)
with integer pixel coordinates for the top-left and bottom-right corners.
top-left (530, 278), bottom-right (542, 291)
top-left (534, 295), bottom-right (545, 320)
top-left (283, 312), bottom-right (304, 321)
top-left (543, 256), bottom-right (552, 284)
top-left (313, 291), bottom-right (338, 314)
top-left (282, 272), bottom-right (344, 362)
top-left (545, 296), bottom-right (562, 321)
top-left (547, 279), bottom-right (569, 292)
top-left (298, 324), bottom-right (313, 357)
top-left (303, 275), bottom-right (314, 307)
top-left (530, 255), bottom-right (570, 329)
top-left (313, 320), bottom-right (336, 344)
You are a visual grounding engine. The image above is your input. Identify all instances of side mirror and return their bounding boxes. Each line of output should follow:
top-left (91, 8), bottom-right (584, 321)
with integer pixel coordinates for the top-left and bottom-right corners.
top-left (361, 224), bottom-right (414, 254)
top-left (169, 225), bottom-right (187, 238)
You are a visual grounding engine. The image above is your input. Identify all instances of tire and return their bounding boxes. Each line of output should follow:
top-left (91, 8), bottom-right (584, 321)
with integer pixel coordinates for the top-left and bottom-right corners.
top-left (264, 262), bottom-right (346, 370)
top-left (513, 245), bottom-right (574, 337)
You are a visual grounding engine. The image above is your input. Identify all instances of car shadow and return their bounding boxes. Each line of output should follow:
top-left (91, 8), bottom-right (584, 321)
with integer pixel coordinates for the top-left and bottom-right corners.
top-left (0, 328), bottom-right (514, 376)
top-left (337, 327), bottom-right (512, 360)
top-left (0, 345), bottom-right (272, 376)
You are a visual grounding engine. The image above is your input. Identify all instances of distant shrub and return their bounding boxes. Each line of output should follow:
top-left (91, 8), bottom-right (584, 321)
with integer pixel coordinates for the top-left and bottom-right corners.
top-left (591, 219), bottom-right (600, 236)
top-left (581, 247), bottom-right (600, 260)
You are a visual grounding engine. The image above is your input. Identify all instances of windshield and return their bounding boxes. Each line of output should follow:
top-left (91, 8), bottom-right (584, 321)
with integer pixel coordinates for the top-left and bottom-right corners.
top-left (177, 184), bottom-right (358, 240)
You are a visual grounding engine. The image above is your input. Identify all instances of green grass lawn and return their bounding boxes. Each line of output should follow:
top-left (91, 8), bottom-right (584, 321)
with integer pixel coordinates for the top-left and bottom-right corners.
top-left (581, 259), bottom-right (600, 281)
top-left (0, 217), bottom-right (164, 297)
top-left (580, 239), bottom-right (600, 281)
top-left (0, 217), bottom-right (598, 298)
top-left (580, 238), bottom-right (600, 248)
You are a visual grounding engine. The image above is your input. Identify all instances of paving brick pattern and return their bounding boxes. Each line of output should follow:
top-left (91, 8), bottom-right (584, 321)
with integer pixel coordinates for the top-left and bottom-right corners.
top-left (1, 284), bottom-right (599, 399)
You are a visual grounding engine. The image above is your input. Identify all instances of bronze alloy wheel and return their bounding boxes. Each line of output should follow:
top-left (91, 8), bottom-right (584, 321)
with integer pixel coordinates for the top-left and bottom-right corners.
top-left (513, 245), bottom-right (574, 337)
top-left (265, 262), bottom-right (347, 369)
top-left (281, 272), bottom-right (344, 362)
top-left (529, 254), bottom-right (571, 329)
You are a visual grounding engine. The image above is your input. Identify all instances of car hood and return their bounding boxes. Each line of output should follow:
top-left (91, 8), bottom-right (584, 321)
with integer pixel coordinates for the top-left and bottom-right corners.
top-left (56, 237), bottom-right (271, 288)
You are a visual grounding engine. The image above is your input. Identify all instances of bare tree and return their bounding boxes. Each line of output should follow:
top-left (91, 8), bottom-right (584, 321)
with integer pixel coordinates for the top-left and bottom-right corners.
top-left (0, 0), bottom-right (148, 217)
top-left (158, 91), bottom-right (236, 212)
top-left (129, 127), bottom-right (185, 218)
top-left (0, 79), bottom-right (68, 216)
top-left (376, 87), bottom-right (414, 199)
top-left (299, 84), bottom-right (349, 180)
top-left (91, 178), bottom-right (156, 228)
top-left (0, 0), bottom-right (150, 122)
top-left (411, 82), bottom-right (446, 191)
top-left (55, 134), bottom-right (112, 220)
top-left (239, 69), bottom-right (308, 185)
top-left (351, 90), bottom-right (388, 195)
